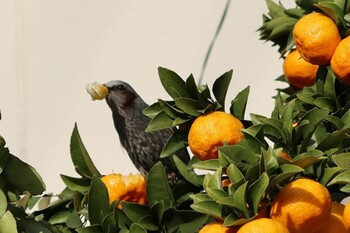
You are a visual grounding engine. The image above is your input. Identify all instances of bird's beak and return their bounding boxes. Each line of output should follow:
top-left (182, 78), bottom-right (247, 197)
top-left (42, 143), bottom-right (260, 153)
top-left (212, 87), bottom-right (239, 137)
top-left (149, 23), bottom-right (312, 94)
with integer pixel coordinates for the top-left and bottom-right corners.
top-left (86, 82), bottom-right (109, 101)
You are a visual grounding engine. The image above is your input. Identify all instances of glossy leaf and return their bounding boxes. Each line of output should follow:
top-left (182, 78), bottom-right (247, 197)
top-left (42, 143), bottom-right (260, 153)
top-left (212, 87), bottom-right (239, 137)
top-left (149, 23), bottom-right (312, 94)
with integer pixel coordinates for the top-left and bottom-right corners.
top-left (158, 67), bottom-right (190, 99)
top-left (3, 154), bottom-right (46, 195)
top-left (230, 86), bottom-right (250, 119)
top-left (247, 173), bottom-right (269, 215)
top-left (70, 124), bottom-right (101, 178)
top-left (60, 175), bottom-right (90, 193)
top-left (173, 156), bottom-right (202, 186)
top-left (145, 111), bottom-right (174, 132)
top-left (88, 175), bottom-right (109, 225)
top-left (190, 200), bottom-right (222, 218)
top-left (213, 70), bottom-right (233, 111)
top-left (147, 162), bottom-right (175, 210)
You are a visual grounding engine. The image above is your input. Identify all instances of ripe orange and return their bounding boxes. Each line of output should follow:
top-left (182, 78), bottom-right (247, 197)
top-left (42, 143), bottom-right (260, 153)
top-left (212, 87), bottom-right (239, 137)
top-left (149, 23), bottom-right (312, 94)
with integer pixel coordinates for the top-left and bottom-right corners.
top-left (343, 200), bottom-right (350, 231)
top-left (331, 36), bottom-right (350, 85)
top-left (100, 173), bottom-right (147, 208)
top-left (237, 218), bottom-right (290, 233)
top-left (318, 202), bottom-right (347, 233)
top-left (293, 12), bottom-right (341, 65)
top-left (270, 178), bottom-right (332, 233)
top-left (188, 111), bottom-right (244, 160)
top-left (199, 222), bottom-right (237, 233)
top-left (283, 50), bottom-right (318, 88)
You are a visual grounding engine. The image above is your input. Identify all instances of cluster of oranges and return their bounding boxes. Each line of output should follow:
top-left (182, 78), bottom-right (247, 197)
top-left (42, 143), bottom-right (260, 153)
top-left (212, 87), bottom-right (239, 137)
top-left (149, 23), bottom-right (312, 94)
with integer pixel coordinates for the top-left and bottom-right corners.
top-left (283, 12), bottom-right (350, 88)
top-left (199, 178), bottom-right (350, 233)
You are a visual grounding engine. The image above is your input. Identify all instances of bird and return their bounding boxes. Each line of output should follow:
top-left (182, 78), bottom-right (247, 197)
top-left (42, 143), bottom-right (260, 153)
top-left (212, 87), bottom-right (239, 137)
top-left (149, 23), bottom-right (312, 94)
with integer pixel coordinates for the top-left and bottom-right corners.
top-left (103, 80), bottom-right (190, 179)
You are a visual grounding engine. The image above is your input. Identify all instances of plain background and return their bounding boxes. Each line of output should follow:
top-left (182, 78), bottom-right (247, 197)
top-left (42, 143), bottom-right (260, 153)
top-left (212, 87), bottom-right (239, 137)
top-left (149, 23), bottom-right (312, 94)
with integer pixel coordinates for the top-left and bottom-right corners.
top-left (0, 1), bottom-right (292, 193)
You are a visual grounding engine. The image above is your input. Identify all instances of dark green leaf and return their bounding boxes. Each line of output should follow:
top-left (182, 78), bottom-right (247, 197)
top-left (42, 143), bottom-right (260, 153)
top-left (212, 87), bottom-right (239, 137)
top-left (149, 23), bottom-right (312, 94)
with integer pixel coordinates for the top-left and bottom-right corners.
top-left (142, 102), bottom-right (163, 119)
top-left (315, 2), bottom-right (346, 27)
top-left (265, 0), bottom-right (287, 17)
top-left (190, 200), bottom-right (222, 218)
top-left (320, 167), bottom-right (343, 185)
top-left (158, 67), bottom-right (190, 99)
top-left (88, 175), bottom-right (109, 225)
top-left (70, 124), bottom-right (101, 178)
top-left (3, 154), bottom-right (46, 195)
top-left (230, 86), bottom-right (250, 119)
top-left (191, 159), bottom-right (221, 171)
top-left (147, 162), bottom-right (175, 209)
top-left (227, 163), bottom-right (245, 184)
top-left (129, 223), bottom-right (147, 233)
top-left (150, 201), bottom-right (164, 225)
top-left (173, 155), bottom-right (201, 186)
top-left (160, 131), bottom-right (188, 158)
top-left (48, 211), bottom-right (70, 225)
top-left (213, 70), bottom-right (233, 111)
top-left (247, 173), bottom-right (269, 215)
top-left (66, 210), bottom-right (83, 228)
top-left (145, 111), bottom-right (174, 132)
top-left (121, 202), bottom-right (150, 223)
top-left (232, 182), bottom-right (250, 218)
top-left (206, 188), bottom-right (228, 201)
top-left (174, 98), bottom-right (201, 116)
top-left (60, 175), bottom-right (90, 193)
top-left (317, 127), bottom-right (350, 151)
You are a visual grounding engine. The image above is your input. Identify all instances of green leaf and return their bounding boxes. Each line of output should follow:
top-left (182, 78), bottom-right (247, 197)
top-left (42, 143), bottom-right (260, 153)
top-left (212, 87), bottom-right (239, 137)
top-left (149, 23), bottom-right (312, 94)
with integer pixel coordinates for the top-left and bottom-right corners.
top-left (150, 201), bottom-right (164, 225)
top-left (213, 70), bottom-right (233, 111)
top-left (320, 167), bottom-right (343, 185)
top-left (173, 155), bottom-right (201, 186)
top-left (327, 170), bottom-right (350, 186)
top-left (191, 159), bottom-right (221, 171)
top-left (158, 67), bottom-right (190, 99)
top-left (60, 175), bottom-right (91, 193)
top-left (265, 0), bottom-right (287, 17)
top-left (49, 211), bottom-right (70, 225)
top-left (332, 153), bottom-right (350, 168)
top-left (0, 211), bottom-right (17, 233)
top-left (206, 188), bottom-right (228, 201)
top-left (147, 162), bottom-right (175, 210)
top-left (66, 210), bottom-right (83, 228)
top-left (230, 86), bottom-right (250, 119)
top-left (142, 102), bottom-right (163, 119)
top-left (223, 214), bottom-right (249, 227)
top-left (0, 190), bottom-right (7, 218)
top-left (121, 202), bottom-right (151, 223)
top-left (88, 175), bottom-right (109, 225)
top-left (232, 182), bottom-right (250, 218)
top-left (190, 200), bottom-right (222, 218)
top-left (227, 163), bottom-right (245, 184)
top-left (174, 98), bottom-right (201, 116)
top-left (247, 173), bottom-right (269, 215)
top-left (204, 168), bottom-right (222, 190)
top-left (315, 2), bottom-right (346, 27)
top-left (70, 124), bottom-right (101, 178)
top-left (317, 127), bottom-right (350, 151)
top-left (129, 223), bottom-right (147, 233)
top-left (3, 154), bottom-right (46, 195)
top-left (160, 131), bottom-right (188, 158)
top-left (145, 111), bottom-right (174, 132)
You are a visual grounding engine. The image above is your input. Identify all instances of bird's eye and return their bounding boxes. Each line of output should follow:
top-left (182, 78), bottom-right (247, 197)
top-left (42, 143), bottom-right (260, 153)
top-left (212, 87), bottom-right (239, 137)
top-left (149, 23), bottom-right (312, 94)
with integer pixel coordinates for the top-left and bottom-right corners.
top-left (115, 84), bottom-right (124, 90)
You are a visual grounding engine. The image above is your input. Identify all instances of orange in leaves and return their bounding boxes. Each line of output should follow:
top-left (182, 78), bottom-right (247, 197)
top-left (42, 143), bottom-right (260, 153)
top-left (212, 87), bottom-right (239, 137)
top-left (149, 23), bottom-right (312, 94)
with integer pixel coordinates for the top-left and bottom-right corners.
top-left (318, 202), bottom-right (348, 233)
top-left (331, 36), bottom-right (350, 86)
top-left (199, 222), bottom-right (237, 233)
top-left (237, 218), bottom-right (290, 233)
top-left (283, 50), bottom-right (318, 88)
top-left (270, 178), bottom-right (331, 233)
top-left (100, 173), bottom-right (147, 208)
top-left (293, 12), bottom-right (341, 65)
top-left (188, 111), bottom-right (244, 160)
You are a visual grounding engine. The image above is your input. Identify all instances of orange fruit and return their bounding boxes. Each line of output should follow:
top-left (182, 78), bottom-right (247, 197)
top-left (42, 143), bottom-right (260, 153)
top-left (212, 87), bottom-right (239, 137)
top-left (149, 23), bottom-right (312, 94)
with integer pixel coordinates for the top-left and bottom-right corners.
top-left (293, 12), bottom-right (341, 65)
top-left (343, 200), bottom-right (350, 231)
top-left (188, 111), bottom-right (244, 160)
top-left (283, 50), bottom-right (318, 88)
top-left (331, 36), bottom-right (350, 85)
top-left (237, 218), bottom-right (290, 233)
top-left (270, 178), bottom-right (332, 233)
top-left (100, 173), bottom-right (147, 208)
top-left (199, 222), bottom-right (237, 233)
top-left (318, 202), bottom-right (348, 233)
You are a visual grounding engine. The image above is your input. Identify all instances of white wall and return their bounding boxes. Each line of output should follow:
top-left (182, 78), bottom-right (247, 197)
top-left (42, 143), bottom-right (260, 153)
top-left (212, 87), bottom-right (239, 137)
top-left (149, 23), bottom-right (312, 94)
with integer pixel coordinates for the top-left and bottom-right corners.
top-left (0, 1), bottom-right (285, 193)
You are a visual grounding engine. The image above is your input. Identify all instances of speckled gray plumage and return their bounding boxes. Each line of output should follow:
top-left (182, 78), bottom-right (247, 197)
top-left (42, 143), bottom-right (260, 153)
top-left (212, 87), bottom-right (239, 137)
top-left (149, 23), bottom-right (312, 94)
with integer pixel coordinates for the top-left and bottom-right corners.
top-left (104, 80), bottom-right (189, 177)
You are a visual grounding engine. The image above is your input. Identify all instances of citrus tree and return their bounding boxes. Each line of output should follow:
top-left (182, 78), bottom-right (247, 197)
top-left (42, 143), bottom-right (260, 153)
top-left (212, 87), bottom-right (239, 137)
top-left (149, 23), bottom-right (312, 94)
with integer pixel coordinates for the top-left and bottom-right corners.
top-left (1, 0), bottom-right (350, 232)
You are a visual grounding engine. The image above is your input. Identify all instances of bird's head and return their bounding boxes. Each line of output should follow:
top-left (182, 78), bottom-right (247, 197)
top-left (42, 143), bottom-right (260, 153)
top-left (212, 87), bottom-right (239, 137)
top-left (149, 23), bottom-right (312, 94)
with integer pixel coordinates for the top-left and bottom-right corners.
top-left (104, 80), bottom-right (142, 110)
